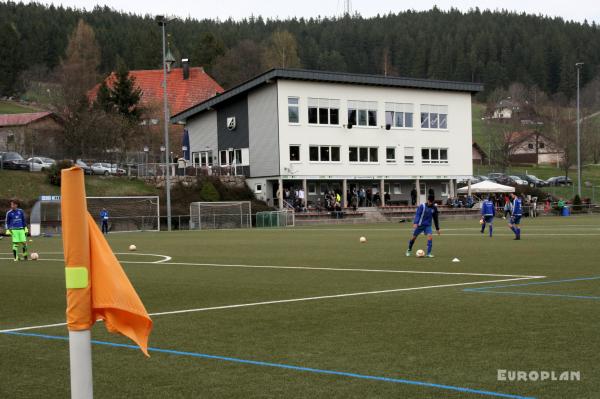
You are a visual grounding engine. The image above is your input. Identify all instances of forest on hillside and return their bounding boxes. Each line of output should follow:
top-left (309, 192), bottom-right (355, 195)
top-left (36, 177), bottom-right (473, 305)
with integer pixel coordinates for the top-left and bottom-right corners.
top-left (1, 1), bottom-right (600, 99)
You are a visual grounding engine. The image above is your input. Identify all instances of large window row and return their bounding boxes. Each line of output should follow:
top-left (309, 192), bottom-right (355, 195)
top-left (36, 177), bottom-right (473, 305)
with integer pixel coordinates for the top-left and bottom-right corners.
top-left (291, 145), bottom-right (448, 165)
top-left (288, 97), bottom-right (448, 130)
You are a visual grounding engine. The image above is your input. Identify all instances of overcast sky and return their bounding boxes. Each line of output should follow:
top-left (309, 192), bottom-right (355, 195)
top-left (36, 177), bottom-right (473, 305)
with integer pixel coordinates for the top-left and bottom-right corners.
top-left (16, 0), bottom-right (600, 23)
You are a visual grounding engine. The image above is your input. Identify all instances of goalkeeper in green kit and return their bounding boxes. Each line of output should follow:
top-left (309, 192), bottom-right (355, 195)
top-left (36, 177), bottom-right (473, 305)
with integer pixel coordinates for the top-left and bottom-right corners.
top-left (4, 200), bottom-right (29, 261)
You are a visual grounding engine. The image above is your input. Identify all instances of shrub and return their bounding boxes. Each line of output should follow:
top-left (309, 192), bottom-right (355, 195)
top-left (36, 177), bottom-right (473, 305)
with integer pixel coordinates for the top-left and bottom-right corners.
top-left (199, 180), bottom-right (220, 202)
top-left (46, 160), bottom-right (74, 186)
top-left (572, 194), bottom-right (582, 212)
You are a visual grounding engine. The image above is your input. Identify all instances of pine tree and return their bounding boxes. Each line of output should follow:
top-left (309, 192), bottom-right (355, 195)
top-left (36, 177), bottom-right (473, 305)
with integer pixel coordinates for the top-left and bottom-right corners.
top-left (109, 64), bottom-right (142, 121)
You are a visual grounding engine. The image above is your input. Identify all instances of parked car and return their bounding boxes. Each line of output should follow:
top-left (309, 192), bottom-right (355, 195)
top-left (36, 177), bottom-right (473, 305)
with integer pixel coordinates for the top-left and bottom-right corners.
top-left (546, 176), bottom-right (573, 186)
top-left (518, 174), bottom-right (547, 187)
top-left (76, 159), bottom-right (93, 175)
top-left (487, 173), bottom-right (508, 183)
top-left (509, 175), bottom-right (528, 186)
top-left (0, 152), bottom-right (30, 170)
top-left (91, 162), bottom-right (125, 176)
top-left (27, 157), bottom-right (56, 172)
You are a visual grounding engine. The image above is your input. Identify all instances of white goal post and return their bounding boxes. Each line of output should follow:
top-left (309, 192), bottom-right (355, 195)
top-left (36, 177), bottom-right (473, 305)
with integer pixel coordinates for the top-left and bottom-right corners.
top-left (189, 201), bottom-right (252, 230)
top-left (30, 196), bottom-right (160, 236)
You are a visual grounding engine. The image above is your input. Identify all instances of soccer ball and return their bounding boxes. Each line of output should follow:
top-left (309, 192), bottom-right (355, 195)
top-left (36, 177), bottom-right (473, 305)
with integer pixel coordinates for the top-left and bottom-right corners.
top-left (129, 244), bottom-right (137, 251)
top-left (359, 236), bottom-right (367, 243)
top-left (416, 249), bottom-right (425, 258)
top-left (30, 252), bottom-right (39, 260)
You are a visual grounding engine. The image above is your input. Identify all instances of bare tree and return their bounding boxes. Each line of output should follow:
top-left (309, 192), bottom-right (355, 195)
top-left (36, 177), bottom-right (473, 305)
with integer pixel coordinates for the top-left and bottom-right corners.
top-left (262, 30), bottom-right (301, 69)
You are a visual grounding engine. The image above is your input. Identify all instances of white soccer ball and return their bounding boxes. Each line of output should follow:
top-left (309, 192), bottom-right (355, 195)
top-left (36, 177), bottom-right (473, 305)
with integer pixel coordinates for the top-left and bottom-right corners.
top-left (129, 244), bottom-right (137, 251)
top-left (30, 252), bottom-right (39, 260)
top-left (416, 249), bottom-right (425, 258)
top-left (359, 236), bottom-right (367, 243)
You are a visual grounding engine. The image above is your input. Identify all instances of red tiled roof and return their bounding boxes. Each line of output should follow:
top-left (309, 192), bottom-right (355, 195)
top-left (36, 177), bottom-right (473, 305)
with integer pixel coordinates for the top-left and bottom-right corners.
top-left (89, 67), bottom-right (224, 117)
top-left (0, 111), bottom-right (53, 127)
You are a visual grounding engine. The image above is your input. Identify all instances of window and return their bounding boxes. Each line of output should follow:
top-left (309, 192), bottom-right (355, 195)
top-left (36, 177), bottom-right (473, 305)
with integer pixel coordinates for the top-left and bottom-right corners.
top-left (348, 100), bottom-right (377, 127)
top-left (540, 142), bottom-right (545, 149)
top-left (404, 147), bottom-right (414, 164)
top-left (385, 103), bottom-right (414, 128)
top-left (220, 150), bottom-right (227, 165)
top-left (386, 147), bottom-right (396, 163)
top-left (349, 147), bottom-right (379, 163)
top-left (420, 105), bottom-right (448, 129)
top-left (392, 183), bottom-right (402, 194)
top-left (309, 145), bottom-right (341, 162)
top-left (289, 145), bottom-right (300, 162)
top-left (421, 148), bottom-right (449, 164)
top-left (234, 149), bottom-right (242, 164)
top-left (528, 143), bottom-right (534, 150)
top-left (349, 147), bottom-right (358, 162)
top-left (288, 97), bottom-right (299, 123)
top-left (308, 183), bottom-right (317, 194)
top-left (308, 98), bottom-right (340, 125)
top-left (255, 184), bottom-right (263, 194)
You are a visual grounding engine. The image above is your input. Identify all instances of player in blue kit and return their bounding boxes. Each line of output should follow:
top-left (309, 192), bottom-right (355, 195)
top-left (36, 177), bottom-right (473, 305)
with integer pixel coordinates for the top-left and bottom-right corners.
top-left (406, 195), bottom-right (440, 258)
top-left (508, 192), bottom-right (522, 240)
top-left (5, 200), bottom-right (29, 261)
top-left (480, 196), bottom-right (495, 237)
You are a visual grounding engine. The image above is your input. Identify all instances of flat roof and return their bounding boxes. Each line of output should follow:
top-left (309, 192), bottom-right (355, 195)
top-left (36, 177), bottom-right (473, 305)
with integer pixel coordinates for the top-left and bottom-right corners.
top-left (171, 68), bottom-right (484, 123)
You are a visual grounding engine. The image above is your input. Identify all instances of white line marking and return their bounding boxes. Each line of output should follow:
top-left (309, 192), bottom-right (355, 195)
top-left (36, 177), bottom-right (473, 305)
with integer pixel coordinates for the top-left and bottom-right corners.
top-left (0, 276), bottom-right (544, 333)
top-left (0, 322), bottom-right (68, 333)
top-left (1, 252), bottom-right (172, 264)
top-left (158, 261), bottom-right (544, 279)
top-left (147, 276), bottom-right (543, 317)
top-left (0, 257), bottom-right (542, 278)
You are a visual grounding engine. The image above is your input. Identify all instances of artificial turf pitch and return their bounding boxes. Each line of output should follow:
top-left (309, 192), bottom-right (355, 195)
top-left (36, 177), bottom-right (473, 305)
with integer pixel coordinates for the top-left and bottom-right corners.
top-left (1, 215), bottom-right (599, 398)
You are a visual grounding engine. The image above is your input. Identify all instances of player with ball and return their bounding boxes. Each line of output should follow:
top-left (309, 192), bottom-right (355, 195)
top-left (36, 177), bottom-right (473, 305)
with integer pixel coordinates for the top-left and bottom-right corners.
top-left (406, 194), bottom-right (440, 258)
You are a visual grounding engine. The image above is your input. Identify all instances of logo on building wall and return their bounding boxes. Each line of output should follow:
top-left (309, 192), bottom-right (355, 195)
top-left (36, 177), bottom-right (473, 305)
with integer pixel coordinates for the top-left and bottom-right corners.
top-left (226, 117), bottom-right (236, 131)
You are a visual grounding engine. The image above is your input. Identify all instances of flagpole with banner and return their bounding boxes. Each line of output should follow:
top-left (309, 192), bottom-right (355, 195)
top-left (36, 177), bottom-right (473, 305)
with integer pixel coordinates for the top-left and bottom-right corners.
top-left (61, 167), bottom-right (153, 399)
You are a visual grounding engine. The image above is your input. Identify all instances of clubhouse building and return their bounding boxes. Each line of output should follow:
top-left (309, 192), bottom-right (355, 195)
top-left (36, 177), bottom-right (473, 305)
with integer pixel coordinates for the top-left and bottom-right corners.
top-left (171, 69), bottom-right (482, 208)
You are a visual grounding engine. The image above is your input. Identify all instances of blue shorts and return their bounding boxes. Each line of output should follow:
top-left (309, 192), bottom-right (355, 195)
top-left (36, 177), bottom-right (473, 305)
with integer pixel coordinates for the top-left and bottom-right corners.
top-left (483, 216), bottom-right (494, 223)
top-left (413, 225), bottom-right (433, 236)
top-left (510, 215), bottom-right (522, 225)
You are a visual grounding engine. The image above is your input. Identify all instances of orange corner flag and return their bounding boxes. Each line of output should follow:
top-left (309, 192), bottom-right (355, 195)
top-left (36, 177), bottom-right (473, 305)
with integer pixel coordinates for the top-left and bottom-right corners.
top-left (61, 167), bottom-right (153, 355)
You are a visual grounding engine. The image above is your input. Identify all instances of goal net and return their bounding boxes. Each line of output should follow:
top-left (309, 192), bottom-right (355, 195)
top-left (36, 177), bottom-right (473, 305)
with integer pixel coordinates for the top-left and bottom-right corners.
top-left (256, 210), bottom-right (295, 228)
top-left (30, 196), bottom-right (160, 236)
top-left (189, 201), bottom-right (252, 230)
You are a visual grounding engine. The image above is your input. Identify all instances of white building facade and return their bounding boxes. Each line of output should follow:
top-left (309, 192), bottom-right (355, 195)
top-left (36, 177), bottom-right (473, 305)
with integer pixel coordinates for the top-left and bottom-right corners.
top-left (172, 69), bottom-right (482, 208)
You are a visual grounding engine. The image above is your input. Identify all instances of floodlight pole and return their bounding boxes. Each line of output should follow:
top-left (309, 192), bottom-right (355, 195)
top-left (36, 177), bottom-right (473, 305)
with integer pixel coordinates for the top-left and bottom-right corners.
top-left (575, 62), bottom-right (583, 199)
top-left (157, 16), bottom-right (172, 231)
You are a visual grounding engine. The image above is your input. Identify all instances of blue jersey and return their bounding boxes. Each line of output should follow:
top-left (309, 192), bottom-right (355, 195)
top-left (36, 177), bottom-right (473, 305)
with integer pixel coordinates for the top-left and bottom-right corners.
top-left (100, 210), bottom-right (109, 220)
top-left (413, 203), bottom-right (440, 229)
top-left (511, 198), bottom-right (522, 216)
top-left (5, 208), bottom-right (27, 229)
top-left (481, 200), bottom-right (495, 217)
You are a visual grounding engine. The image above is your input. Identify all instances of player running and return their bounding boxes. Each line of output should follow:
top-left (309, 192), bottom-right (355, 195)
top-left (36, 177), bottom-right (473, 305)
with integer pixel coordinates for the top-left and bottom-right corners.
top-left (5, 200), bottom-right (29, 261)
top-left (480, 196), bottom-right (495, 237)
top-left (508, 192), bottom-right (522, 240)
top-left (406, 195), bottom-right (440, 258)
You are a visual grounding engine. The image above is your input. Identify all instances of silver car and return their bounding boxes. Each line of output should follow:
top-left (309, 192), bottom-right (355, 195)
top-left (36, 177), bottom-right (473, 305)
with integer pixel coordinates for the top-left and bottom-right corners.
top-left (91, 162), bottom-right (125, 176)
top-left (27, 157), bottom-right (56, 172)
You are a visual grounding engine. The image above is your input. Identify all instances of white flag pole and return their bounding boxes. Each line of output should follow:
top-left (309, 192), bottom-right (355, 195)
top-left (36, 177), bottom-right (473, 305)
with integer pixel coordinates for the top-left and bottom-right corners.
top-left (69, 329), bottom-right (93, 399)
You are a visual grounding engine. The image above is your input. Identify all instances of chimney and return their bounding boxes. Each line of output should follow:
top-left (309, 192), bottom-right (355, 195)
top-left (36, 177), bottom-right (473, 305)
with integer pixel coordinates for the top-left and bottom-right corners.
top-left (182, 58), bottom-right (189, 80)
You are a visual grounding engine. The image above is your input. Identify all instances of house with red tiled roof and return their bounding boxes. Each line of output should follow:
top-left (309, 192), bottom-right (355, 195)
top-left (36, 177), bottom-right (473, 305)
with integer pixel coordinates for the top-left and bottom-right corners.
top-left (0, 111), bottom-right (63, 157)
top-left (89, 60), bottom-right (223, 161)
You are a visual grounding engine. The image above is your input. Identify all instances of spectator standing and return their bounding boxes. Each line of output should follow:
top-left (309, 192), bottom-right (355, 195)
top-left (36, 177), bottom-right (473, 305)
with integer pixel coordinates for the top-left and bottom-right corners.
top-left (100, 207), bottom-right (109, 234)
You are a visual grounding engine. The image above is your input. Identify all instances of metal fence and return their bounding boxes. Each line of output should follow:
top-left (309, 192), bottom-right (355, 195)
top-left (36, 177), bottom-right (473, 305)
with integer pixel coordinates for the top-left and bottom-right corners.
top-left (134, 163), bottom-right (250, 178)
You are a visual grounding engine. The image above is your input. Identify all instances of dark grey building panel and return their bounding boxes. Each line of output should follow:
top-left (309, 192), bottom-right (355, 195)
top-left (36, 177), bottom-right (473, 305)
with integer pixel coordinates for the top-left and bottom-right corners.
top-left (216, 96), bottom-right (249, 150)
top-left (248, 83), bottom-right (279, 177)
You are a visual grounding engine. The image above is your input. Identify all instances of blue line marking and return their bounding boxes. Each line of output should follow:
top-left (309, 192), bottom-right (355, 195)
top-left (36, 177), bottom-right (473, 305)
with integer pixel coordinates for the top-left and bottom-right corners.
top-left (464, 276), bottom-right (600, 300)
top-left (1, 331), bottom-right (535, 399)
